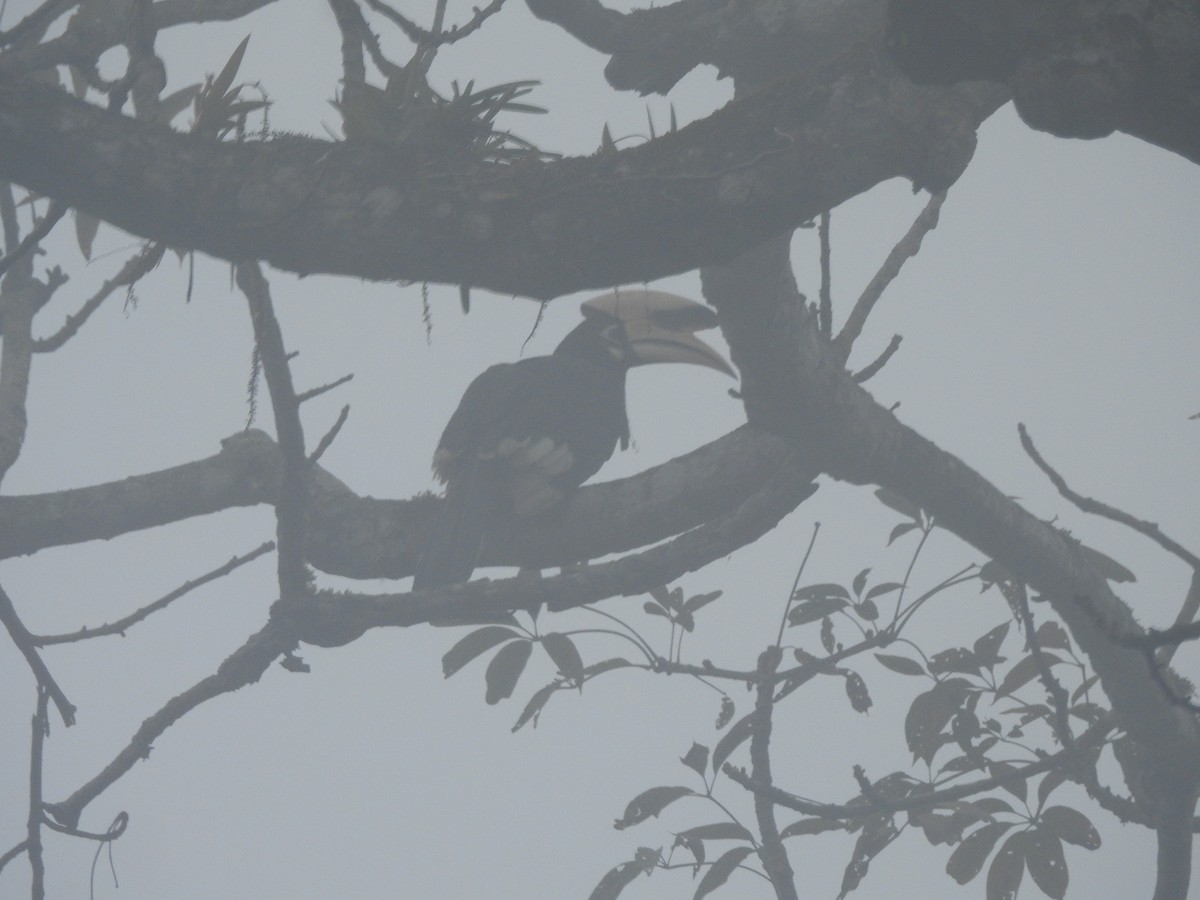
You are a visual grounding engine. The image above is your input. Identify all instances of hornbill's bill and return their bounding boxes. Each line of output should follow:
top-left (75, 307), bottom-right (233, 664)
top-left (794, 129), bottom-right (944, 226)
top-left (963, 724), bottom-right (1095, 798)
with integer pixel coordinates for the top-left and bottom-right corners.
top-left (413, 290), bottom-right (735, 590)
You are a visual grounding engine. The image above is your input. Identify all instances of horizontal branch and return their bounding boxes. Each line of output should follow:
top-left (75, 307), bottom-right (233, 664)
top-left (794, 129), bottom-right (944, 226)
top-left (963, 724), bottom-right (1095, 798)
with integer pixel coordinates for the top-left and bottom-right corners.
top-left (0, 64), bottom-right (1005, 298)
top-left (289, 460), bottom-right (817, 644)
top-left (0, 426), bottom-right (793, 578)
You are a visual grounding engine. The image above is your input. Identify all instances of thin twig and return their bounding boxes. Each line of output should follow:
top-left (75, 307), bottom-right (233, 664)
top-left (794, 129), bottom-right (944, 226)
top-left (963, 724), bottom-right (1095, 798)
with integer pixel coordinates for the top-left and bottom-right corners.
top-left (834, 190), bottom-right (946, 359)
top-left (750, 647), bottom-right (798, 900)
top-left (775, 522), bottom-right (819, 647)
top-left (308, 405), bottom-right (350, 465)
top-left (296, 373), bottom-right (354, 404)
top-left (1012, 583), bottom-right (1074, 750)
top-left (237, 261), bottom-right (309, 599)
top-left (817, 211), bottom-right (832, 338)
top-left (32, 542), bottom-right (275, 646)
top-left (0, 200), bottom-right (65, 278)
top-left (33, 243), bottom-right (165, 352)
top-left (0, 584), bottom-right (75, 724)
top-left (27, 686), bottom-right (48, 900)
top-left (0, 838), bottom-right (29, 874)
top-left (45, 619), bottom-right (291, 829)
top-left (852, 334), bottom-right (901, 382)
top-left (1018, 423), bottom-right (1200, 570)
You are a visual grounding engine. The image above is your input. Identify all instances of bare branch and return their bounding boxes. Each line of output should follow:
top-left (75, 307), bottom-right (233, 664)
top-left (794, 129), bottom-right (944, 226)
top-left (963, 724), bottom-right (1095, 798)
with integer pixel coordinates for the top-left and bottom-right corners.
top-left (817, 210), bottom-right (831, 337)
top-left (32, 542), bottom-right (275, 646)
top-left (834, 190), bottom-right (945, 360)
top-left (308, 405), bottom-right (350, 465)
top-left (296, 373), bottom-right (354, 405)
top-left (27, 687), bottom-right (48, 900)
top-left (0, 584), bottom-right (75, 725)
top-left (237, 261), bottom-right (309, 599)
top-left (750, 646), bottom-right (798, 900)
top-left (851, 334), bottom-right (901, 383)
top-left (1019, 423), bottom-right (1200, 571)
top-left (289, 465), bottom-right (818, 641)
top-left (32, 242), bottom-right (165, 352)
top-left (46, 618), bottom-right (291, 829)
top-left (0, 199), bottom-right (65, 277)
top-left (0, 69), bottom-right (1002, 297)
top-left (0, 838), bottom-right (30, 875)
top-left (327, 0), bottom-right (366, 85)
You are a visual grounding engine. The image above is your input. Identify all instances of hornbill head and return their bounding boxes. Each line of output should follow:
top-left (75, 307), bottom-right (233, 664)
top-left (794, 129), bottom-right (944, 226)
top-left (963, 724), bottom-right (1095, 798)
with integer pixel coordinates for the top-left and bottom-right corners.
top-left (558, 290), bottom-right (736, 377)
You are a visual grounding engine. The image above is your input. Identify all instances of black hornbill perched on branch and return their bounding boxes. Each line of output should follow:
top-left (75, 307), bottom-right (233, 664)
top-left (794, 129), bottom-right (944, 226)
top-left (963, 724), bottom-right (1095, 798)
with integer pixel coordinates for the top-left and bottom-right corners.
top-left (414, 290), bottom-right (735, 590)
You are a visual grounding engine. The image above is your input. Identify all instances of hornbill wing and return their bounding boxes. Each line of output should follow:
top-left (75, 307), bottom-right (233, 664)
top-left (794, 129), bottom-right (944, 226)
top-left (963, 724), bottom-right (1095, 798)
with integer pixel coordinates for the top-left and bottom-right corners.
top-left (415, 355), bottom-right (627, 589)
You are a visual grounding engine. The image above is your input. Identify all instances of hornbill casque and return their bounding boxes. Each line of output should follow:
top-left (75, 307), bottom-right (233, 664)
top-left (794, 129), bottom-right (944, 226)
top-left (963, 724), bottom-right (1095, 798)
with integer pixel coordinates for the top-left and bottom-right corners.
top-left (413, 290), bottom-right (735, 590)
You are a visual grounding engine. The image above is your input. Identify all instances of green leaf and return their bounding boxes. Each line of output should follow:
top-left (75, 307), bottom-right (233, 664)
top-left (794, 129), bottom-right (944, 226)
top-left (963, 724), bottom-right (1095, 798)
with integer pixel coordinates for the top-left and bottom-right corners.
top-left (986, 831), bottom-right (1025, 900)
top-left (996, 652), bottom-right (1063, 698)
top-left (788, 594), bottom-right (847, 627)
top-left (600, 123), bottom-right (616, 153)
top-left (852, 567), bottom-right (871, 597)
top-left (875, 653), bottom-right (926, 676)
top-left (157, 84), bottom-right (202, 124)
top-left (614, 786), bottom-right (695, 830)
top-left (541, 632), bottom-right (584, 686)
top-left (588, 857), bottom-right (653, 900)
top-left (684, 590), bottom-right (723, 614)
top-left (484, 639), bottom-right (533, 704)
top-left (1036, 770), bottom-right (1067, 812)
top-left (511, 681), bottom-right (557, 732)
top-left (1034, 620), bottom-right (1071, 651)
top-left (1024, 826), bottom-right (1068, 898)
top-left (820, 616), bottom-right (836, 654)
top-left (973, 622), bottom-right (1011, 667)
top-left (694, 846), bottom-right (754, 900)
top-left (715, 696), bottom-right (734, 730)
top-left (929, 647), bottom-right (979, 676)
top-left (210, 35), bottom-right (251, 104)
top-left (888, 520), bottom-right (920, 545)
top-left (712, 713), bottom-right (754, 773)
top-left (74, 211), bottom-right (100, 260)
top-left (1070, 672), bottom-right (1101, 703)
top-left (946, 822), bottom-right (1014, 885)
top-left (844, 670), bottom-right (872, 713)
top-left (793, 582), bottom-right (851, 603)
top-left (676, 823), bottom-right (753, 842)
top-left (905, 678), bottom-right (971, 764)
top-left (680, 742), bottom-right (709, 777)
top-left (865, 581), bottom-right (902, 602)
top-left (780, 817), bottom-right (847, 838)
top-left (855, 599), bottom-right (880, 621)
top-left (1040, 806), bottom-right (1101, 849)
top-left (442, 626), bottom-right (521, 678)
top-left (988, 761), bottom-right (1028, 804)
top-left (643, 601), bottom-right (670, 619)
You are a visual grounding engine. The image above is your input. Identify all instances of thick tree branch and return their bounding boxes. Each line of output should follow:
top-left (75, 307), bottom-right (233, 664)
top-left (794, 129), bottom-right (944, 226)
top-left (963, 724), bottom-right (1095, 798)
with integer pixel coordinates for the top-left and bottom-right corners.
top-left (0, 426), bottom-right (794, 577)
top-left (288, 460), bottom-right (817, 644)
top-left (0, 65), bottom-right (1004, 298)
top-left (887, 0), bottom-right (1200, 164)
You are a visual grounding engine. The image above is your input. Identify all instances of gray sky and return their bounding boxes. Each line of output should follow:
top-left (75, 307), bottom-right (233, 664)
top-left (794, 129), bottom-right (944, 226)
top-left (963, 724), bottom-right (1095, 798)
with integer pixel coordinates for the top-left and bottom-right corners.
top-left (1, 1), bottom-right (1197, 898)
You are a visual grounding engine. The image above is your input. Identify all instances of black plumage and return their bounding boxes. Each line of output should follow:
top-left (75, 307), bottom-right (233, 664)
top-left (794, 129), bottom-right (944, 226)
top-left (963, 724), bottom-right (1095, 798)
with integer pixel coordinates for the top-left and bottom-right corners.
top-left (414, 291), bottom-right (732, 590)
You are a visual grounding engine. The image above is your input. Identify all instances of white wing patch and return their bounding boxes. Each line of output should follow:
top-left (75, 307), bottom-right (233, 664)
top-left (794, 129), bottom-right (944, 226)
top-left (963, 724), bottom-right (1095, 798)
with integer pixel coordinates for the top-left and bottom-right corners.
top-left (435, 436), bottom-right (576, 514)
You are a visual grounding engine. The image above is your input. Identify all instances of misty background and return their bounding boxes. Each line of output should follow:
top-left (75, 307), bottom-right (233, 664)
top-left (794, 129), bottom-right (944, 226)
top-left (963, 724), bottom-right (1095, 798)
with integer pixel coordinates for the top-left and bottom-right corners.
top-left (0, 1), bottom-right (1197, 897)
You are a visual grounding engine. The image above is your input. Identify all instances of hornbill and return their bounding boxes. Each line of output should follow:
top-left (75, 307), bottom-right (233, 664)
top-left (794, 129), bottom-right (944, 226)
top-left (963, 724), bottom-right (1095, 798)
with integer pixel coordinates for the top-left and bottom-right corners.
top-left (414, 290), bottom-right (734, 590)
